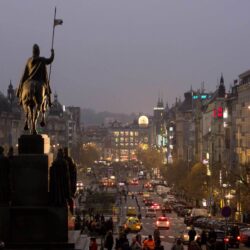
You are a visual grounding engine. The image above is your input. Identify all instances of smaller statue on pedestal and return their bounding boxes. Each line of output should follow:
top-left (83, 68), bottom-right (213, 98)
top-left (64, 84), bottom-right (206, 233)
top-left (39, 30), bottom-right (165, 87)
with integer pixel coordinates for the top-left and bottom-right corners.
top-left (49, 149), bottom-right (70, 206)
top-left (63, 147), bottom-right (77, 214)
top-left (0, 146), bottom-right (11, 205)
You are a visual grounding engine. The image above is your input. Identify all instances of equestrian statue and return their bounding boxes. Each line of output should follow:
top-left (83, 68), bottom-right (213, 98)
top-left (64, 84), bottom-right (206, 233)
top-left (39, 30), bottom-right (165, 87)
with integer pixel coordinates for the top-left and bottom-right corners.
top-left (17, 44), bottom-right (54, 135)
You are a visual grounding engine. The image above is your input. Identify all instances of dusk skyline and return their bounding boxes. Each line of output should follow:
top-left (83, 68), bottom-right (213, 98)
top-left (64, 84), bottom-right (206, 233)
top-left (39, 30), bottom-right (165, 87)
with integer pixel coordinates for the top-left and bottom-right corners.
top-left (1, 1), bottom-right (250, 114)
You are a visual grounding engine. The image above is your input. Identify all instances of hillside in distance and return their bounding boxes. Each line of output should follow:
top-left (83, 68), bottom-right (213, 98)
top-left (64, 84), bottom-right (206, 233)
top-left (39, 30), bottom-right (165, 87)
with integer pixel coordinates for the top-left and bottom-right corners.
top-left (81, 108), bottom-right (138, 126)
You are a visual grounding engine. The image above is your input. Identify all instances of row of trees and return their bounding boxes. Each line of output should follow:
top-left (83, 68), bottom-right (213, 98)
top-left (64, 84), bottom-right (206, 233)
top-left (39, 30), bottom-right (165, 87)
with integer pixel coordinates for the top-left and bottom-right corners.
top-left (77, 143), bottom-right (250, 215)
top-left (137, 146), bottom-right (250, 218)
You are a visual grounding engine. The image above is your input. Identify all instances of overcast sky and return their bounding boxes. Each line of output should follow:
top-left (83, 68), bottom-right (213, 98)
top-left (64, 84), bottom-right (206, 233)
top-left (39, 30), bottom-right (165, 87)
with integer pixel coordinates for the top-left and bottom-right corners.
top-left (1, 1), bottom-right (250, 114)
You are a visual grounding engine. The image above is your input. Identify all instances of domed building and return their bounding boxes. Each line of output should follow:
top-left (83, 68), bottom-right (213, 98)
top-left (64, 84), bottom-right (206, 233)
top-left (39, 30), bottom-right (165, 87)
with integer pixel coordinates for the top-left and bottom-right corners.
top-left (138, 115), bottom-right (149, 128)
top-left (109, 114), bottom-right (153, 161)
top-left (42, 93), bottom-right (81, 160)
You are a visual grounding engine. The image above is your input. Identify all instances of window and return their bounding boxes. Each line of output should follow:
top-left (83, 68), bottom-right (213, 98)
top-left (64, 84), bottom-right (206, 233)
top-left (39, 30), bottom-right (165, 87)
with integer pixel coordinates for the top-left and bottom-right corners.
top-left (114, 131), bottom-right (119, 137)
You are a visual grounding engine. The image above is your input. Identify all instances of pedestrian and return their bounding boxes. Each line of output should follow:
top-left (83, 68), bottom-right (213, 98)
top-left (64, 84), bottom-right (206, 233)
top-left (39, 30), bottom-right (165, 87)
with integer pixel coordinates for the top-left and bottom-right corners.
top-left (200, 230), bottom-right (207, 246)
top-left (188, 226), bottom-right (197, 243)
top-left (131, 237), bottom-right (142, 250)
top-left (188, 240), bottom-right (201, 250)
top-left (153, 228), bottom-right (160, 242)
top-left (154, 238), bottom-right (164, 250)
top-left (104, 230), bottom-right (114, 250)
top-left (171, 238), bottom-right (184, 250)
top-left (143, 235), bottom-right (155, 250)
top-left (89, 237), bottom-right (98, 250)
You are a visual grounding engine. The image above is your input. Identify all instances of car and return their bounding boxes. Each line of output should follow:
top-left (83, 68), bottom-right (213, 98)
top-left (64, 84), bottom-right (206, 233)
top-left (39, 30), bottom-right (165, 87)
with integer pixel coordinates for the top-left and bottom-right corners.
top-left (145, 208), bottom-right (157, 218)
top-left (206, 230), bottom-right (225, 250)
top-left (224, 225), bottom-right (241, 248)
top-left (240, 227), bottom-right (250, 246)
top-left (161, 204), bottom-right (172, 213)
top-left (142, 192), bottom-right (150, 200)
top-left (124, 217), bottom-right (142, 233)
top-left (126, 206), bottom-right (137, 217)
top-left (130, 178), bottom-right (139, 185)
top-left (150, 203), bottom-right (161, 210)
top-left (156, 216), bottom-right (170, 229)
top-left (144, 183), bottom-right (152, 188)
top-left (144, 199), bottom-right (154, 206)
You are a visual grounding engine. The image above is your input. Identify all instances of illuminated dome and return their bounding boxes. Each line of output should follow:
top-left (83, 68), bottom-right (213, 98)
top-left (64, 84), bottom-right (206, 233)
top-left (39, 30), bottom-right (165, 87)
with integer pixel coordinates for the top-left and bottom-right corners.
top-left (138, 115), bottom-right (149, 127)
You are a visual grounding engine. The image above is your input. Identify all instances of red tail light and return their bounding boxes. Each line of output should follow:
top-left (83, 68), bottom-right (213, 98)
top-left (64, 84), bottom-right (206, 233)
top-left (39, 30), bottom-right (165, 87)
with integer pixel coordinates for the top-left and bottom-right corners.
top-left (237, 236), bottom-right (240, 241)
top-left (156, 221), bottom-right (159, 225)
top-left (224, 237), bottom-right (229, 243)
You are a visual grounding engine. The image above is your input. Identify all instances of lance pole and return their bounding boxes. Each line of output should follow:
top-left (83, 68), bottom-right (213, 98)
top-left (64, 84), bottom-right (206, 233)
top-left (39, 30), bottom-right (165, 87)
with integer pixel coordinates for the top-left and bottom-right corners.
top-left (48, 6), bottom-right (56, 86)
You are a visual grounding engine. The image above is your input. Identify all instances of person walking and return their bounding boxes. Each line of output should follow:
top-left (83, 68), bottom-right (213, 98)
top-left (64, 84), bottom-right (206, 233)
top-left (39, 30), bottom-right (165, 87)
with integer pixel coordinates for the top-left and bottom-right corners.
top-left (131, 237), bottom-right (142, 250)
top-left (171, 238), bottom-right (184, 250)
top-left (153, 228), bottom-right (160, 242)
top-left (104, 230), bottom-right (114, 250)
top-left (154, 238), bottom-right (164, 250)
top-left (188, 226), bottom-right (197, 243)
top-left (143, 235), bottom-right (155, 250)
top-left (89, 237), bottom-right (98, 250)
top-left (188, 240), bottom-right (201, 250)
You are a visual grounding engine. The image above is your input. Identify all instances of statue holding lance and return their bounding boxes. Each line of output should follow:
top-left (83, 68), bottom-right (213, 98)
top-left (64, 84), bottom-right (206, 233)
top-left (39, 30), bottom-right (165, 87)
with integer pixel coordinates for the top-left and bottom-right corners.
top-left (16, 7), bottom-right (63, 134)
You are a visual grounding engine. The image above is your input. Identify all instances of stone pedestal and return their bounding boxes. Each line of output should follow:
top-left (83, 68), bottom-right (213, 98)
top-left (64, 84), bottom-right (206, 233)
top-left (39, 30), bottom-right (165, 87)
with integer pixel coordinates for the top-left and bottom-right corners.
top-left (0, 135), bottom-right (73, 249)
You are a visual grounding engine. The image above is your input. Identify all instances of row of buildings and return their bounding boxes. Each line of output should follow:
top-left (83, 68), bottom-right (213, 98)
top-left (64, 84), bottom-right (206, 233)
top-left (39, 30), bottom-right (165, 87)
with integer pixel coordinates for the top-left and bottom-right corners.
top-left (0, 82), bottom-right (81, 160)
top-left (1, 69), bottom-right (250, 219)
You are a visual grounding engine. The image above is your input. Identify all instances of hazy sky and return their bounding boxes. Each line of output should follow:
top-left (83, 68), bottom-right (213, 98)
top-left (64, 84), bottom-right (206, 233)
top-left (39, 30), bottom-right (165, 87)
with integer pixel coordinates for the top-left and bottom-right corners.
top-left (1, 1), bottom-right (250, 114)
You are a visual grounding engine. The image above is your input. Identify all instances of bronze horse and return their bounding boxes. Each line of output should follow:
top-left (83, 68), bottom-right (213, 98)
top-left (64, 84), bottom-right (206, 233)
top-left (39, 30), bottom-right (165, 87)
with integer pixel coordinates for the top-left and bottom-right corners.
top-left (21, 80), bottom-right (47, 135)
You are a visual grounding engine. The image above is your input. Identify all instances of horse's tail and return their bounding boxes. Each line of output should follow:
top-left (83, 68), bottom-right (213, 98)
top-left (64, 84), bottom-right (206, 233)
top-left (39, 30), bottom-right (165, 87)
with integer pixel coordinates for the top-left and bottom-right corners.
top-left (28, 80), bottom-right (36, 107)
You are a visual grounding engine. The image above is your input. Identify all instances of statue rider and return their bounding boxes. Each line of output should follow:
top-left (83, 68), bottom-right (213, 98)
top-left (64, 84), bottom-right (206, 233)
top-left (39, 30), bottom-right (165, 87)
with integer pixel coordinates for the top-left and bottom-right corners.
top-left (17, 44), bottom-right (54, 107)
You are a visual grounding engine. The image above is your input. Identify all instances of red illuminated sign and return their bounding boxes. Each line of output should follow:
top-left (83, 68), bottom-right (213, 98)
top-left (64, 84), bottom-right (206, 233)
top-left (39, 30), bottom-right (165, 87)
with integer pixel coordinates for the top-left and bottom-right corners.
top-left (212, 106), bottom-right (223, 119)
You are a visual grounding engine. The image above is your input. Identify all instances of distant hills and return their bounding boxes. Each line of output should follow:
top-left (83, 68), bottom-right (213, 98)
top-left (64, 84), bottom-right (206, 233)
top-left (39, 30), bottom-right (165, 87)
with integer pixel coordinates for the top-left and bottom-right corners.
top-left (81, 108), bottom-right (138, 126)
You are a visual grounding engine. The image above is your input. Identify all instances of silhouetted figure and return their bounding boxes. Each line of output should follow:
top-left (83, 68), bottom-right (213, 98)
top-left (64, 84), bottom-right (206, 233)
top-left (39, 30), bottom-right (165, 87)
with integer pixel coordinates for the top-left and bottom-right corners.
top-left (17, 44), bottom-right (54, 106)
top-left (188, 226), bottom-right (197, 243)
top-left (63, 147), bottom-right (77, 214)
top-left (0, 146), bottom-right (11, 205)
top-left (104, 230), bottom-right (114, 250)
top-left (49, 149), bottom-right (70, 206)
top-left (7, 146), bottom-right (14, 159)
top-left (89, 237), bottom-right (98, 250)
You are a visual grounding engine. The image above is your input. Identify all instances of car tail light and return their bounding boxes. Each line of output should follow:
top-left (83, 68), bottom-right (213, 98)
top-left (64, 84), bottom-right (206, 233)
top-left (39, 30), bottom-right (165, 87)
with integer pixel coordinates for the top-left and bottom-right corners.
top-left (224, 237), bottom-right (229, 243)
top-left (156, 221), bottom-right (159, 225)
top-left (166, 221), bottom-right (169, 226)
top-left (237, 236), bottom-right (240, 241)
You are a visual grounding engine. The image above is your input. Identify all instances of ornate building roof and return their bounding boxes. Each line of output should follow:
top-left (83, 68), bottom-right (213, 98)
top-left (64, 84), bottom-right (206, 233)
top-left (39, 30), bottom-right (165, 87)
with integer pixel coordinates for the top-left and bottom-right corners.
top-left (49, 93), bottom-right (63, 116)
top-left (0, 91), bottom-right (10, 113)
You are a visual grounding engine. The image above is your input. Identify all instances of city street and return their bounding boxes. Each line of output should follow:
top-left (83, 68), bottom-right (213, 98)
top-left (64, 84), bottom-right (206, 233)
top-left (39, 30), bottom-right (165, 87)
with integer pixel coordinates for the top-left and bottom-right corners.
top-left (118, 181), bottom-right (250, 250)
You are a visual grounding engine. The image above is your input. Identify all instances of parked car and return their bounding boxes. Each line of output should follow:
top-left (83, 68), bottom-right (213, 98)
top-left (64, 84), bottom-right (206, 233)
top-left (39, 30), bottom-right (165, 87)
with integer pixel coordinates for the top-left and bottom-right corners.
top-left (240, 227), bottom-right (250, 246)
top-left (224, 225), bottom-right (240, 248)
top-left (206, 230), bottom-right (225, 250)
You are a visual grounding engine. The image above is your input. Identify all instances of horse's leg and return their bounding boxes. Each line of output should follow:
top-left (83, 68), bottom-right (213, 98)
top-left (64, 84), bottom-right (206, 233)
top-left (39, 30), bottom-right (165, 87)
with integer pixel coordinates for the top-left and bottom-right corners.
top-left (34, 107), bottom-right (39, 132)
top-left (24, 105), bottom-right (29, 131)
top-left (29, 105), bottom-right (37, 135)
top-left (40, 101), bottom-right (46, 127)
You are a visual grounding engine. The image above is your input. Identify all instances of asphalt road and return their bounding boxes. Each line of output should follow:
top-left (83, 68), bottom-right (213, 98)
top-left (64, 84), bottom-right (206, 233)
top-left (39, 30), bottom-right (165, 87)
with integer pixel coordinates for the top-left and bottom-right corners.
top-left (120, 181), bottom-right (250, 250)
